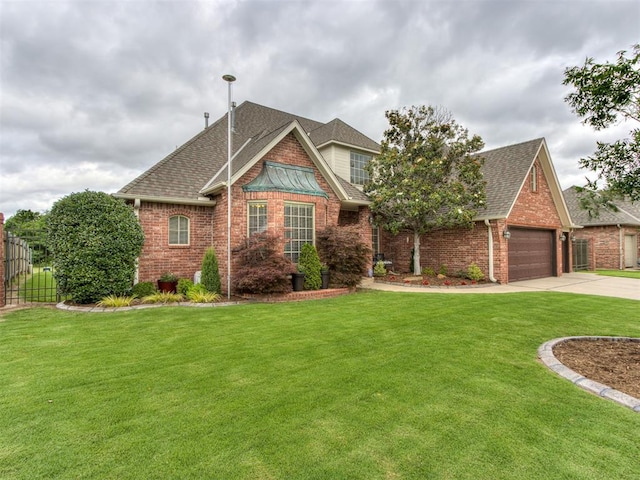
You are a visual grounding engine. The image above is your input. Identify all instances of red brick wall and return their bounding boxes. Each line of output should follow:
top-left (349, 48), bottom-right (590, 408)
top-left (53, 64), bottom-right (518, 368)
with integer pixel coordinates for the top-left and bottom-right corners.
top-left (136, 132), bottom-right (370, 292)
top-left (574, 225), bottom-right (638, 270)
top-left (136, 203), bottom-right (215, 284)
top-left (379, 157), bottom-right (566, 283)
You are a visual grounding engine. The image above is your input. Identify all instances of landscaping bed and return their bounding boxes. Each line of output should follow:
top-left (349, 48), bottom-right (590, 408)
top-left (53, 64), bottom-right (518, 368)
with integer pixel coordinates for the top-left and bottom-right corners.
top-left (374, 273), bottom-right (488, 287)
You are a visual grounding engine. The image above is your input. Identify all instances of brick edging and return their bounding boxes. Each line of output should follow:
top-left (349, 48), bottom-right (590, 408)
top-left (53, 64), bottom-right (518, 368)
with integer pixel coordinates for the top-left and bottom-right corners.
top-left (538, 336), bottom-right (640, 413)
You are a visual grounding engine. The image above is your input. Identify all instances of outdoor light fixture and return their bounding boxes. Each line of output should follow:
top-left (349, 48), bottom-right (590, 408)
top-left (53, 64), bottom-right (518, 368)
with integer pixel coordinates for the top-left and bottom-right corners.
top-left (503, 229), bottom-right (511, 240)
top-left (560, 233), bottom-right (567, 242)
top-left (571, 234), bottom-right (576, 242)
top-left (223, 74), bottom-right (236, 300)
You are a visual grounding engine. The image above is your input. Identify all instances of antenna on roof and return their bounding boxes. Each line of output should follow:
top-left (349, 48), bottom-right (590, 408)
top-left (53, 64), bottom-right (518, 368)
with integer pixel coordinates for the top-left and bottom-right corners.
top-left (231, 102), bottom-right (237, 133)
top-left (204, 112), bottom-right (209, 129)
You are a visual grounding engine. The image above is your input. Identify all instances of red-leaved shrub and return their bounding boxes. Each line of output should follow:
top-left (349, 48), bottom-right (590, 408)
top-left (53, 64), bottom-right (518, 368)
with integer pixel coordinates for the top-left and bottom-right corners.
top-left (316, 226), bottom-right (371, 288)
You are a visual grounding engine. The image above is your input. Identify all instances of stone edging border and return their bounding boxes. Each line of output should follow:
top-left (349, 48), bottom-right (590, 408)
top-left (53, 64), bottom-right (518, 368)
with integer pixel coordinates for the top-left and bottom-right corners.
top-left (538, 336), bottom-right (640, 413)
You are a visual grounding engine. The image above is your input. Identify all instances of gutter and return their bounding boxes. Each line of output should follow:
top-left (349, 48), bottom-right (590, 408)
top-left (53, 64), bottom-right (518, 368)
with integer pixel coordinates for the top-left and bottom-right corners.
top-left (484, 219), bottom-right (498, 283)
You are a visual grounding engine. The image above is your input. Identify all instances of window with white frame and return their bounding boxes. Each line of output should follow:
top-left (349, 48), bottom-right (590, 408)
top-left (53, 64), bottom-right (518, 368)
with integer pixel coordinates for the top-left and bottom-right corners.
top-left (284, 202), bottom-right (314, 263)
top-left (350, 151), bottom-right (372, 185)
top-left (169, 215), bottom-right (189, 245)
top-left (530, 164), bottom-right (538, 192)
top-left (372, 226), bottom-right (380, 256)
top-left (248, 202), bottom-right (268, 237)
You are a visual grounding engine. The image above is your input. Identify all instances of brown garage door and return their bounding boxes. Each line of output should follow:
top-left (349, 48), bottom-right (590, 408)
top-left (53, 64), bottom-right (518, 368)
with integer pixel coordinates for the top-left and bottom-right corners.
top-left (508, 228), bottom-right (554, 281)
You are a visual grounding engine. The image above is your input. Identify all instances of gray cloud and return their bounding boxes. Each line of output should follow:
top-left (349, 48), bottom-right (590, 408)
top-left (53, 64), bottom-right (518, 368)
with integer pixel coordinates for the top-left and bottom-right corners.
top-left (1, 0), bottom-right (639, 219)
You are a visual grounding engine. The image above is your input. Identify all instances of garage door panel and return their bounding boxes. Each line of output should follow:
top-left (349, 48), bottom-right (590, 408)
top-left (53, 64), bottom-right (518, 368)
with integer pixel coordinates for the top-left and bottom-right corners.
top-left (508, 228), bottom-right (554, 281)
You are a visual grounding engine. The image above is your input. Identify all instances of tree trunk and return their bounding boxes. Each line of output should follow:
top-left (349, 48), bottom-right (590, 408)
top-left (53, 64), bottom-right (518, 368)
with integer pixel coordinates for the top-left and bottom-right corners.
top-left (413, 231), bottom-right (421, 275)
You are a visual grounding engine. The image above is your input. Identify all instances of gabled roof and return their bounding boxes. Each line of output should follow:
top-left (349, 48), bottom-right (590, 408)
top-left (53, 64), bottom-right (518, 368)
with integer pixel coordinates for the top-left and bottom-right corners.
top-left (475, 138), bottom-right (573, 227)
top-left (563, 186), bottom-right (640, 227)
top-left (116, 101), bottom-right (378, 206)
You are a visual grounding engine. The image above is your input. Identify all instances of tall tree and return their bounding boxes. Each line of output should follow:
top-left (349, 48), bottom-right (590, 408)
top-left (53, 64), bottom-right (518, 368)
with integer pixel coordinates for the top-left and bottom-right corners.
top-left (365, 105), bottom-right (486, 274)
top-left (563, 44), bottom-right (640, 204)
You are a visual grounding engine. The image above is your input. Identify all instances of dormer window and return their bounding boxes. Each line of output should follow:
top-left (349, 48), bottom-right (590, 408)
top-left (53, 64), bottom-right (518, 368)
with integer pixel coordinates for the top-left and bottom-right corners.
top-left (530, 164), bottom-right (538, 192)
top-left (350, 151), bottom-right (371, 185)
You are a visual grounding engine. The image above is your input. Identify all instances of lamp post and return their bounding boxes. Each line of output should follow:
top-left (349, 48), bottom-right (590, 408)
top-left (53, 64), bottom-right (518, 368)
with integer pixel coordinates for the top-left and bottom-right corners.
top-left (222, 74), bottom-right (236, 300)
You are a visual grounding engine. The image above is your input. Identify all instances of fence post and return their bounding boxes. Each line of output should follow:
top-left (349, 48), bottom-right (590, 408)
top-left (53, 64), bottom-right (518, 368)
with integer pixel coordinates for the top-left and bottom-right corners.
top-left (0, 213), bottom-right (5, 308)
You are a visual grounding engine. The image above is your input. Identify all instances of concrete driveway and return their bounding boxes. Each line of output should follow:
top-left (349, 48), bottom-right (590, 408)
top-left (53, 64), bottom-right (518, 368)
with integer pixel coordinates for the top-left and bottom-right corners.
top-left (361, 272), bottom-right (640, 301)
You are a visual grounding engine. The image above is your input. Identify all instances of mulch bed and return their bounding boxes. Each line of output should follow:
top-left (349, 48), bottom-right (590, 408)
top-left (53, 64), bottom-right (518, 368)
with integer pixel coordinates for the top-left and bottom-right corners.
top-left (553, 338), bottom-right (640, 399)
top-left (374, 273), bottom-right (487, 287)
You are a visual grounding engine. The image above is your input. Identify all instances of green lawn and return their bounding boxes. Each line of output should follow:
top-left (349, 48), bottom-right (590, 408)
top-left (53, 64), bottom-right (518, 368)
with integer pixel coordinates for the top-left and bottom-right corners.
top-left (593, 269), bottom-right (640, 279)
top-left (1, 292), bottom-right (639, 479)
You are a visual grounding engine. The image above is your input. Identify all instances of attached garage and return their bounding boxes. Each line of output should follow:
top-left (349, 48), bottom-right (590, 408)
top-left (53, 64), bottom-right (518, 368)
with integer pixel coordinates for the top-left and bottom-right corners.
top-left (508, 228), bottom-right (555, 281)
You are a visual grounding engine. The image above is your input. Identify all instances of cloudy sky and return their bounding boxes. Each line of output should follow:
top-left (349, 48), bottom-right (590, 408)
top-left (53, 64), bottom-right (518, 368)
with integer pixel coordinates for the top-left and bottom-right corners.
top-left (1, 0), bottom-right (638, 219)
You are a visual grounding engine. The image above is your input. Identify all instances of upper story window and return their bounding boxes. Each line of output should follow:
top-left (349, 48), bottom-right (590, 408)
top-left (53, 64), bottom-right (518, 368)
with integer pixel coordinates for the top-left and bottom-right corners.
top-left (284, 202), bottom-right (314, 263)
top-left (248, 202), bottom-right (267, 237)
top-left (350, 151), bottom-right (372, 185)
top-left (530, 164), bottom-right (538, 192)
top-left (169, 215), bottom-right (189, 245)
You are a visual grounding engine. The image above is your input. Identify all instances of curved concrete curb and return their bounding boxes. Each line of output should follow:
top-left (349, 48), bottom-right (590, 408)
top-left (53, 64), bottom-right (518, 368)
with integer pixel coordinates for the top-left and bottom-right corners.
top-left (538, 336), bottom-right (640, 413)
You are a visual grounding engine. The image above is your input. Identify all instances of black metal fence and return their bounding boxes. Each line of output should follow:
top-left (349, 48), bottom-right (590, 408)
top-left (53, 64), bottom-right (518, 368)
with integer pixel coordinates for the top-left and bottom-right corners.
top-left (573, 239), bottom-right (589, 271)
top-left (3, 228), bottom-right (60, 305)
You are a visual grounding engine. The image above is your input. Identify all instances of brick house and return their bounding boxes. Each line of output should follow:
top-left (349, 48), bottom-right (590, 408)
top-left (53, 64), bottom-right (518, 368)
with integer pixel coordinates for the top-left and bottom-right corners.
top-left (116, 102), bottom-right (574, 289)
top-left (115, 102), bottom-right (377, 292)
top-left (378, 138), bottom-right (575, 282)
top-left (563, 187), bottom-right (640, 270)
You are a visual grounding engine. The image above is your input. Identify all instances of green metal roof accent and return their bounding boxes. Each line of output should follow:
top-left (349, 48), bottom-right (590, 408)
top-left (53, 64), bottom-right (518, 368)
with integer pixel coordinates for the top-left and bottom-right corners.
top-left (242, 161), bottom-right (328, 198)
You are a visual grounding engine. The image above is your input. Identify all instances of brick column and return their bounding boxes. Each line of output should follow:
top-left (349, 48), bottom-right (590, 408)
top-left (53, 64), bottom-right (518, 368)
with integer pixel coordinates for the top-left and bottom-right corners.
top-left (0, 213), bottom-right (5, 308)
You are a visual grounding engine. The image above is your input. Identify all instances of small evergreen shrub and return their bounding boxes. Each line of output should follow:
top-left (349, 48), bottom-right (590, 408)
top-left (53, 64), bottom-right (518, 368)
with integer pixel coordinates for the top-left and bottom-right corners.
top-left (177, 278), bottom-right (194, 296)
top-left (467, 263), bottom-right (485, 281)
top-left (298, 243), bottom-right (322, 290)
top-left (201, 247), bottom-right (221, 293)
top-left (233, 231), bottom-right (296, 294)
top-left (131, 281), bottom-right (156, 298)
top-left (316, 226), bottom-right (371, 288)
top-left (373, 260), bottom-right (387, 277)
top-left (438, 264), bottom-right (448, 276)
top-left (47, 190), bottom-right (145, 304)
top-left (421, 267), bottom-right (435, 277)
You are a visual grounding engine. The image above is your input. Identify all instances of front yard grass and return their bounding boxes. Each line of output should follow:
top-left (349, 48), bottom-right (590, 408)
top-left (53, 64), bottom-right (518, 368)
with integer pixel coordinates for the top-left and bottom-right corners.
top-left (593, 269), bottom-right (640, 279)
top-left (1, 291), bottom-right (639, 479)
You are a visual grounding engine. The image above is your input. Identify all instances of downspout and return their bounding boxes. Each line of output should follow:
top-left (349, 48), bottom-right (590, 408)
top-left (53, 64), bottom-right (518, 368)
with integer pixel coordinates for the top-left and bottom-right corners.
top-left (617, 224), bottom-right (623, 269)
top-left (484, 219), bottom-right (498, 283)
top-left (134, 199), bottom-right (141, 285)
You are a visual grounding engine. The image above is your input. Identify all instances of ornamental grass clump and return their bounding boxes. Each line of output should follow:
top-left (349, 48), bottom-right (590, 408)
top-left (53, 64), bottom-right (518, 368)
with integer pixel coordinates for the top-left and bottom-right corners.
top-left (186, 284), bottom-right (221, 303)
top-left (96, 295), bottom-right (137, 308)
top-left (142, 292), bottom-right (184, 304)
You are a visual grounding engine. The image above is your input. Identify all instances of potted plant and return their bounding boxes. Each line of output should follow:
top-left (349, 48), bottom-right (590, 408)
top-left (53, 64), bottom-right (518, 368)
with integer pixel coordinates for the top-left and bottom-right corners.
top-left (321, 263), bottom-right (330, 289)
top-left (291, 268), bottom-right (305, 292)
top-left (157, 272), bottom-right (178, 293)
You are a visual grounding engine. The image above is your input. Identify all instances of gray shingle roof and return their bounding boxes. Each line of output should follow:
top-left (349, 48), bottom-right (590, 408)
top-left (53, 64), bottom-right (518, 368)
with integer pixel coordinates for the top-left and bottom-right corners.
top-left (117, 101), bottom-right (378, 202)
top-left (475, 138), bottom-right (544, 219)
top-left (563, 186), bottom-right (640, 227)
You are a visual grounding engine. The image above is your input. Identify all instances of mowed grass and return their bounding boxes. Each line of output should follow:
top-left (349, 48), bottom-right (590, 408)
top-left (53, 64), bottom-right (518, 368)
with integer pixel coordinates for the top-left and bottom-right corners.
top-left (593, 269), bottom-right (640, 279)
top-left (1, 292), bottom-right (639, 479)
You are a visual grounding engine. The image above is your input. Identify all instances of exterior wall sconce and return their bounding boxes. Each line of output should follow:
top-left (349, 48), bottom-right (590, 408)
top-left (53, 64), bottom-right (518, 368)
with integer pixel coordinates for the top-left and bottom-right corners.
top-left (571, 234), bottom-right (576, 242)
top-left (503, 229), bottom-right (511, 240)
top-left (560, 233), bottom-right (567, 242)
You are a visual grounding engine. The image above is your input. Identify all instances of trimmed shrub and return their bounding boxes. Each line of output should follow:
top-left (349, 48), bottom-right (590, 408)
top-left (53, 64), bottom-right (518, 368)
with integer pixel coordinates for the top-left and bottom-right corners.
top-left (177, 278), bottom-right (194, 296)
top-left (233, 231), bottom-right (296, 294)
top-left (316, 226), bottom-right (371, 288)
top-left (132, 281), bottom-right (156, 298)
top-left (201, 247), bottom-right (221, 293)
top-left (373, 260), bottom-right (387, 277)
top-left (467, 263), bottom-right (485, 281)
top-left (47, 190), bottom-right (145, 304)
top-left (298, 243), bottom-right (322, 290)
top-left (421, 267), bottom-right (436, 277)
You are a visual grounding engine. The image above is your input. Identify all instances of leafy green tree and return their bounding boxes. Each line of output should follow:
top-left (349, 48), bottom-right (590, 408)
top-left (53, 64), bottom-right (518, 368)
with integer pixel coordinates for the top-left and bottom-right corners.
top-left (47, 191), bottom-right (145, 304)
top-left (201, 247), bottom-right (221, 294)
top-left (5, 209), bottom-right (50, 265)
top-left (563, 44), bottom-right (640, 204)
top-left (364, 105), bottom-right (486, 274)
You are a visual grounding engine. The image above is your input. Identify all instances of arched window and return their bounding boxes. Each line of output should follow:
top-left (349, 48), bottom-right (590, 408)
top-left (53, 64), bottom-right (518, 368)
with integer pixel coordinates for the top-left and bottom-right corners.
top-left (169, 215), bottom-right (189, 245)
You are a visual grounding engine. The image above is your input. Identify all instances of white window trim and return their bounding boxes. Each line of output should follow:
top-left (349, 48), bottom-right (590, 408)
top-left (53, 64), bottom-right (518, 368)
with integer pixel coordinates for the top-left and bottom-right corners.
top-left (247, 201), bottom-right (268, 237)
top-left (284, 201), bottom-right (315, 263)
top-left (350, 151), bottom-right (372, 185)
top-left (169, 215), bottom-right (190, 246)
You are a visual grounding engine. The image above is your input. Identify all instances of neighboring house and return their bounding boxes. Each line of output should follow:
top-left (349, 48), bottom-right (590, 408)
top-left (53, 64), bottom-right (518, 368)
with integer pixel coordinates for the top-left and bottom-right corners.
top-left (115, 101), bottom-right (378, 290)
top-left (378, 138), bottom-right (575, 282)
top-left (563, 187), bottom-right (640, 270)
top-left (117, 102), bottom-right (575, 289)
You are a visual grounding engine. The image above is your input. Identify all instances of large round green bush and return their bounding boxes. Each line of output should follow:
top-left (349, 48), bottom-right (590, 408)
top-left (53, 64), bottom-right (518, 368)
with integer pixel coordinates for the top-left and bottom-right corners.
top-left (47, 190), bottom-right (145, 304)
